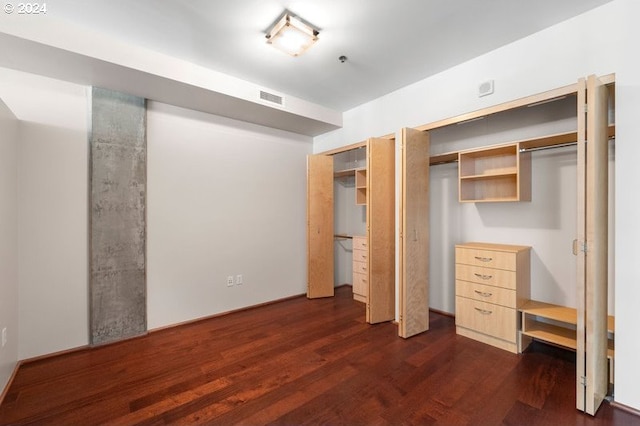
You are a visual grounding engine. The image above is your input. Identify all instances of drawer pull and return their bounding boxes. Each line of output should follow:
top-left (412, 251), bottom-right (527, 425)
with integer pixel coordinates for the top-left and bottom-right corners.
top-left (474, 290), bottom-right (493, 298)
top-left (474, 273), bottom-right (493, 280)
top-left (474, 307), bottom-right (493, 315)
top-left (474, 256), bottom-right (493, 262)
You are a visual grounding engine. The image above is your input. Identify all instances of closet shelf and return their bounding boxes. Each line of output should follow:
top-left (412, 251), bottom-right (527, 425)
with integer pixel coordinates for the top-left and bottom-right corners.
top-left (334, 167), bottom-right (365, 179)
top-left (460, 170), bottom-right (518, 180)
top-left (519, 299), bottom-right (615, 359)
top-left (458, 143), bottom-right (529, 203)
top-left (520, 299), bottom-right (614, 332)
top-left (467, 197), bottom-right (519, 203)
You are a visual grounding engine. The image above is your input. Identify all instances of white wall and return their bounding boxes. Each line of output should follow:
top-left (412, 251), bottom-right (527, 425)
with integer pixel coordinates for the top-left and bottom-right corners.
top-left (0, 98), bottom-right (19, 393)
top-left (0, 67), bottom-right (313, 358)
top-left (146, 101), bottom-right (311, 329)
top-left (611, 0), bottom-right (640, 412)
top-left (314, 0), bottom-right (640, 411)
top-left (0, 68), bottom-right (89, 360)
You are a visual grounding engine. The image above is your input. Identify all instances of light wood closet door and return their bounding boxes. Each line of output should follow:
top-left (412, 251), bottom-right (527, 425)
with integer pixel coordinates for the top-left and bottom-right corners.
top-left (576, 75), bottom-right (610, 415)
top-left (576, 77), bottom-right (587, 412)
top-left (399, 128), bottom-right (430, 338)
top-left (366, 138), bottom-right (395, 323)
top-left (307, 154), bottom-right (334, 298)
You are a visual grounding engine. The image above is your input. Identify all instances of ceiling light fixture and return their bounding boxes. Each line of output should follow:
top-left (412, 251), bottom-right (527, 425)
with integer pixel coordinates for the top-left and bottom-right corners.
top-left (265, 13), bottom-right (319, 57)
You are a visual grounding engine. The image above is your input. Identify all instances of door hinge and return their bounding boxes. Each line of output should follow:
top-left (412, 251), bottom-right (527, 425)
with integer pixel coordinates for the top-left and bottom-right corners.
top-left (580, 375), bottom-right (587, 387)
top-left (572, 239), bottom-right (587, 255)
top-left (583, 104), bottom-right (588, 113)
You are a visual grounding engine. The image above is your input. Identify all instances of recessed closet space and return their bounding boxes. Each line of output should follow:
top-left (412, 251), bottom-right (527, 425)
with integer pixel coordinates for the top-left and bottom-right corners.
top-left (332, 148), bottom-right (367, 298)
top-left (399, 75), bottom-right (615, 415)
top-left (427, 93), bottom-right (615, 318)
top-left (307, 137), bottom-right (395, 323)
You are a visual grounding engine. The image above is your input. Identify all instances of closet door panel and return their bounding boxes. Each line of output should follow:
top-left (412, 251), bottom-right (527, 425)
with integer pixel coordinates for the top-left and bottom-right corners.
top-left (576, 75), bottom-right (610, 415)
top-left (585, 74), bottom-right (609, 415)
top-left (307, 154), bottom-right (334, 298)
top-left (576, 77), bottom-right (587, 412)
top-left (399, 128), bottom-right (430, 338)
top-left (367, 138), bottom-right (395, 323)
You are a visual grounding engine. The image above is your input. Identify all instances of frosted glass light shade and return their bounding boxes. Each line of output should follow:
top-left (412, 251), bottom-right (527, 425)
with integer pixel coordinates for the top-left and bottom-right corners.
top-left (266, 14), bottom-right (318, 57)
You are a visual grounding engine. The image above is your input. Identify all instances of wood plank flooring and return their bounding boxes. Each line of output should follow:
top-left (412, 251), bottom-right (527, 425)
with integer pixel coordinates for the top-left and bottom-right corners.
top-left (1, 286), bottom-right (638, 425)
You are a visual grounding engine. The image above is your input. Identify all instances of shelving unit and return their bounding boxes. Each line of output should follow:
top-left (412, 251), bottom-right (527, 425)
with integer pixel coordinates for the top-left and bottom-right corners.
top-left (519, 299), bottom-right (615, 384)
top-left (458, 143), bottom-right (531, 202)
top-left (332, 167), bottom-right (367, 205)
top-left (355, 168), bottom-right (367, 205)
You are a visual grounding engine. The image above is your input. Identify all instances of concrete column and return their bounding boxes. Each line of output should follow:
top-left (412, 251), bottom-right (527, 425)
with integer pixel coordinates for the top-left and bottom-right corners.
top-left (90, 87), bottom-right (146, 345)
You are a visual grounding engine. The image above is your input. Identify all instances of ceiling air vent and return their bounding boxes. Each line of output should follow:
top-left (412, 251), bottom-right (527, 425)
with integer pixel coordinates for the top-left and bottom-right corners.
top-left (259, 90), bottom-right (284, 107)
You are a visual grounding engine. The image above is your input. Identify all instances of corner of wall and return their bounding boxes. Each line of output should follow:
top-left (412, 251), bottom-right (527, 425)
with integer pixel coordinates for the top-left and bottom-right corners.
top-left (0, 98), bottom-right (19, 395)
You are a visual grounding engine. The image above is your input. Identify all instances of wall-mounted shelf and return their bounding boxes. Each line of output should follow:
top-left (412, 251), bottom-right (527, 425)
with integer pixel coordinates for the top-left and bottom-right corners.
top-left (458, 143), bottom-right (531, 202)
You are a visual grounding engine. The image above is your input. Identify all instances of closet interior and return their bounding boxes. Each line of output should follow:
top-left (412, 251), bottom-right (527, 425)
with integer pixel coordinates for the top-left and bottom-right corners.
top-left (308, 74), bottom-right (615, 415)
top-left (307, 137), bottom-right (395, 324)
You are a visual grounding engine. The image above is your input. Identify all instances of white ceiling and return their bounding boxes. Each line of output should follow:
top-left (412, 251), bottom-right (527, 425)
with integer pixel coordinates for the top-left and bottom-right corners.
top-left (0, 0), bottom-right (614, 135)
top-left (47, 0), bottom-right (613, 111)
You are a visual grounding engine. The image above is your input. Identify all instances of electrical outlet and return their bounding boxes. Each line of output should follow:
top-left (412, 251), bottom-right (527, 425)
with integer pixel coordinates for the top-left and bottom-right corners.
top-left (236, 274), bottom-right (243, 285)
top-left (1, 327), bottom-right (7, 347)
top-left (226, 276), bottom-right (234, 287)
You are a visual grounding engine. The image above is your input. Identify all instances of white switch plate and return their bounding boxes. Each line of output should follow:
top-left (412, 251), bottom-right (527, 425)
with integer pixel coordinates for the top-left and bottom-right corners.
top-left (226, 276), bottom-right (234, 287)
top-left (236, 275), bottom-right (243, 285)
top-left (1, 328), bottom-right (6, 347)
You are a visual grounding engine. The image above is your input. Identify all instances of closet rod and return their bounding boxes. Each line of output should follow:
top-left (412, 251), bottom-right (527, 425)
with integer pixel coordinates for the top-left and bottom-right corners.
top-left (520, 141), bottom-right (577, 153)
top-left (430, 135), bottom-right (615, 166)
top-left (334, 234), bottom-right (353, 240)
top-left (430, 158), bottom-right (459, 166)
top-left (520, 135), bottom-right (615, 154)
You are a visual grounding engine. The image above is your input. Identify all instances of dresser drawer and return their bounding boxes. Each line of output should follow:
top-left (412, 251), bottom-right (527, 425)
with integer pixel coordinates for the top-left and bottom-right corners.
top-left (455, 280), bottom-right (516, 308)
top-left (353, 236), bottom-right (367, 251)
top-left (455, 247), bottom-right (516, 270)
top-left (353, 272), bottom-right (367, 297)
top-left (353, 261), bottom-right (367, 275)
top-left (455, 297), bottom-right (516, 343)
top-left (455, 264), bottom-right (516, 290)
top-left (353, 249), bottom-right (367, 263)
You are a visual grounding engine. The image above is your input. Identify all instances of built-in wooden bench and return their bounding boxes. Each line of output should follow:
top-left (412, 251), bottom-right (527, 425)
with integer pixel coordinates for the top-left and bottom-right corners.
top-left (519, 299), bottom-right (614, 384)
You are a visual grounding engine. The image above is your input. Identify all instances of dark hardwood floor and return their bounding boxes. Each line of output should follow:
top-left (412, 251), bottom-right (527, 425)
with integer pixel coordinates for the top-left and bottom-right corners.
top-left (0, 285), bottom-right (638, 425)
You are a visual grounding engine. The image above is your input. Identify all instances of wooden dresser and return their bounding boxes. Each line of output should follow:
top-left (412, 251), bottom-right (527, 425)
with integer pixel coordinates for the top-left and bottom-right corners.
top-left (352, 236), bottom-right (367, 303)
top-left (455, 242), bottom-right (530, 353)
